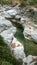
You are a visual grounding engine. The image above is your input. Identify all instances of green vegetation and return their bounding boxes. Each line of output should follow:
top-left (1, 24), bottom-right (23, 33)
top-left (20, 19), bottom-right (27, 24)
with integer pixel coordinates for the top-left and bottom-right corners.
top-left (14, 27), bottom-right (37, 56)
top-left (0, 60), bottom-right (12, 65)
top-left (0, 0), bottom-right (37, 64)
top-left (0, 35), bottom-right (19, 65)
top-left (0, 0), bottom-right (37, 6)
top-left (10, 19), bottom-right (37, 56)
top-left (27, 0), bottom-right (37, 5)
top-left (14, 28), bottom-right (26, 54)
top-left (0, 23), bottom-right (37, 65)
top-left (26, 39), bottom-right (37, 56)
top-left (0, 0), bottom-right (12, 5)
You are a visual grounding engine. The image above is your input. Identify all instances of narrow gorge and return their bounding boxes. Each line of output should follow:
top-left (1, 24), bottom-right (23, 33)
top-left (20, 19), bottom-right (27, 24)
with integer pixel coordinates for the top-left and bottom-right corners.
top-left (0, 0), bottom-right (37, 65)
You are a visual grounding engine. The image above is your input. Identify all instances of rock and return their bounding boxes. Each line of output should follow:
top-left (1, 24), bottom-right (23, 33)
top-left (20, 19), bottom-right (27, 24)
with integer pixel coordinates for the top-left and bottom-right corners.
top-left (31, 30), bottom-right (37, 42)
top-left (23, 24), bottom-right (34, 40)
top-left (9, 37), bottom-right (26, 65)
top-left (1, 27), bottom-right (16, 44)
top-left (21, 16), bottom-right (31, 27)
top-left (0, 6), bottom-right (5, 12)
top-left (17, 58), bottom-right (23, 65)
top-left (15, 15), bottom-right (21, 21)
top-left (0, 16), bottom-right (16, 44)
top-left (3, 5), bottom-right (12, 11)
top-left (0, 5), bottom-right (37, 65)
top-left (21, 16), bottom-right (30, 22)
top-left (23, 22), bottom-right (37, 42)
top-left (26, 55), bottom-right (37, 65)
top-left (6, 9), bottom-right (17, 16)
top-left (2, 9), bottom-right (18, 18)
top-left (0, 16), bottom-right (12, 33)
top-left (0, 16), bottom-right (12, 26)
top-left (10, 37), bottom-right (26, 60)
top-left (1, 30), bottom-right (13, 45)
top-left (2, 11), bottom-right (11, 18)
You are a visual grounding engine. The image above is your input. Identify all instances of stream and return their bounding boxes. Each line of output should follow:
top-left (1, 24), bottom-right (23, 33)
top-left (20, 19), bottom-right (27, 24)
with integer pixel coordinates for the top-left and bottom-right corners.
top-left (0, 4), bottom-right (37, 65)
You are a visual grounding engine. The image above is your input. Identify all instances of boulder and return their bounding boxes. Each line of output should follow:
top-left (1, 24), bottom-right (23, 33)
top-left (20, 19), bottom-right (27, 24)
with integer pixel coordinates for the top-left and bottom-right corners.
top-left (15, 15), bottom-right (21, 21)
top-left (6, 9), bottom-right (17, 16)
top-left (23, 24), bottom-right (34, 40)
top-left (0, 16), bottom-right (16, 44)
top-left (26, 55), bottom-right (37, 65)
top-left (23, 22), bottom-right (37, 42)
top-left (31, 30), bottom-right (37, 42)
top-left (10, 37), bottom-right (26, 60)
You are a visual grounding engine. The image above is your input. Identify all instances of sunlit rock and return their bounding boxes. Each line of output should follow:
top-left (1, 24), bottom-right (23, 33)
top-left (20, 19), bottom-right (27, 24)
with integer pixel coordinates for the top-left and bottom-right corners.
top-left (0, 16), bottom-right (12, 33)
top-left (0, 4), bottom-right (37, 65)
top-left (1, 27), bottom-right (16, 44)
top-left (31, 30), bottom-right (37, 42)
top-left (2, 11), bottom-right (11, 18)
top-left (0, 16), bottom-right (16, 44)
top-left (10, 37), bottom-right (26, 58)
top-left (23, 24), bottom-right (34, 40)
top-left (6, 9), bottom-right (17, 16)
top-left (15, 15), bottom-right (21, 21)
top-left (23, 22), bottom-right (37, 42)
top-left (10, 37), bottom-right (26, 65)
top-left (26, 55), bottom-right (37, 65)
top-left (20, 16), bottom-right (31, 28)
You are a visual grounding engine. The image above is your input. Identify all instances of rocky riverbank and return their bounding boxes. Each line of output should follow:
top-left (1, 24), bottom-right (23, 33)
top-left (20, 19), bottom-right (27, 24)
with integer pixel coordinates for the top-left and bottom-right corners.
top-left (0, 4), bottom-right (37, 65)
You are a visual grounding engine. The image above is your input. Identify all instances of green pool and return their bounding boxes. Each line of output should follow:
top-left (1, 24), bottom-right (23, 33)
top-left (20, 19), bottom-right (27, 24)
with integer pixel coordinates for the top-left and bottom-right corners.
top-left (14, 27), bottom-right (37, 56)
